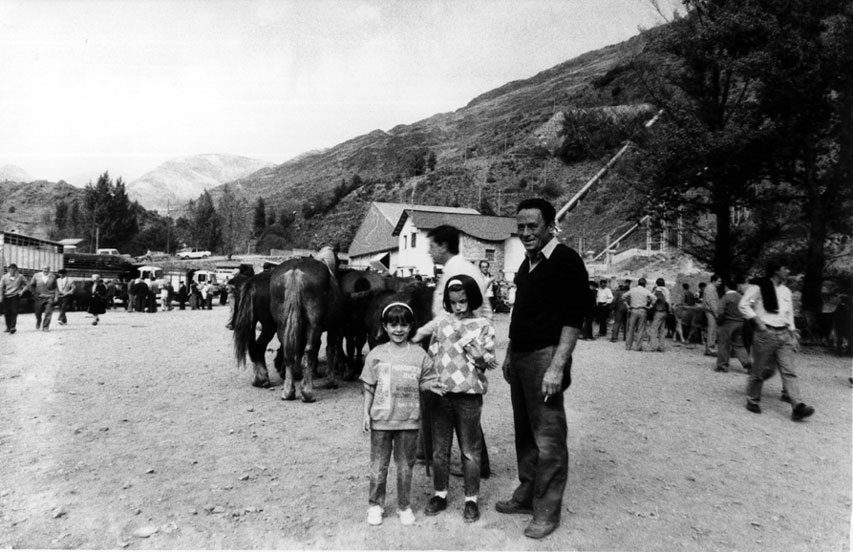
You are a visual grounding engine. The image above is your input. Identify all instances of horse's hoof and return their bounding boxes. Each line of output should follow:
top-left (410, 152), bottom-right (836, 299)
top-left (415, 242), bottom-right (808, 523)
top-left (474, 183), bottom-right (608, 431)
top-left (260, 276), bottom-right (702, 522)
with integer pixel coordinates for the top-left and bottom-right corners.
top-left (281, 391), bottom-right (297, 401)
top-left (251, 379), bottom-right (271, 388)
top-left (301, 392), bottom-right (316, 403)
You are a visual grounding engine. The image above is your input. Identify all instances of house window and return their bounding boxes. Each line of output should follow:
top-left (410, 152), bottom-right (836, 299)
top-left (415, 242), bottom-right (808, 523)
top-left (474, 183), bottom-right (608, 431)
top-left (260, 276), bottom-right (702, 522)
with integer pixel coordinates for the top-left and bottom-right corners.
top-left (411, 233), bottom-right (417, 248)
top-left (485, 249), bottom-right (495, 261)
top-left (403, 235), bottom-right (408, 249)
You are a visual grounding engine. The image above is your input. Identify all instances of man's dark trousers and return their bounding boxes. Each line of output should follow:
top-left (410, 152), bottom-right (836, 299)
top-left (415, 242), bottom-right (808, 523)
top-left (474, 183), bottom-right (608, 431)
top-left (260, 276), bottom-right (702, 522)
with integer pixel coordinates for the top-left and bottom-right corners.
top-left (3, 296), bottom-right (20, 331)
top-left (508, 346), bottom-right (568, 524)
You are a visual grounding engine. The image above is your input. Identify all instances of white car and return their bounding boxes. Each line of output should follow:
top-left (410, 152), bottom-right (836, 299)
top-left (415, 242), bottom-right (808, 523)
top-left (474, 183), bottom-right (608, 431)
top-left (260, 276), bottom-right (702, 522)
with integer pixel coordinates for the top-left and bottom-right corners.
top-left (177, 248), bottom-right (211, 259)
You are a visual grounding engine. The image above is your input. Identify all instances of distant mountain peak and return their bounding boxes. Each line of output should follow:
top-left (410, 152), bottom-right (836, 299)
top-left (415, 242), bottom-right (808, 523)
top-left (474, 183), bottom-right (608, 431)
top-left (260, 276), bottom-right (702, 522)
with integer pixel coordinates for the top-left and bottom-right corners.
top-left (126, 153), bottom-right (274, 214)
top-left (0, 165), bottom-right (33, 183)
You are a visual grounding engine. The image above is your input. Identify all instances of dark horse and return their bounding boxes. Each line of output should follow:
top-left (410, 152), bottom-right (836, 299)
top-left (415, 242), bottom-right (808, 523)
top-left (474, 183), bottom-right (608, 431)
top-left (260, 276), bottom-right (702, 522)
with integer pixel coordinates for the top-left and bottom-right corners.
top-left (232, 270), bottom-right (280, 388)
top-left (272, 256), bottom-right (346, 402)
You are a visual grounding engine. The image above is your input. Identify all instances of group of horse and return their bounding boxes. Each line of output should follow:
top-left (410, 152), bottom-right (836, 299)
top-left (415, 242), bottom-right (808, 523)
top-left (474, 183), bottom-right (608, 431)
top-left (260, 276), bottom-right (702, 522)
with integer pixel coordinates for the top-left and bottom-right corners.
top-left (231, 248), bottom-right (434, 403)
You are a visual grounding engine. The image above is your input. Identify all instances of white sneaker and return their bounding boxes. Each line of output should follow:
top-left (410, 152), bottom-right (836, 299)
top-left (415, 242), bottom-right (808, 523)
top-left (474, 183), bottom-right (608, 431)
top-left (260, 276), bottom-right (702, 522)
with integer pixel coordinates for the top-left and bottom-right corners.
top-left (397, 507), bottom-right (415, 526)
top-left (367, 505), bottom-right (384, 526)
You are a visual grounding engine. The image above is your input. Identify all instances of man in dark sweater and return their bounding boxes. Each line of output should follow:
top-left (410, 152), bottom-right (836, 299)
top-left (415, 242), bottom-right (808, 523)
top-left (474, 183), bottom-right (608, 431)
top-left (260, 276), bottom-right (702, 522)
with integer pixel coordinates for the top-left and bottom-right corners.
top-left (495, 198), bottom-right (588, 539)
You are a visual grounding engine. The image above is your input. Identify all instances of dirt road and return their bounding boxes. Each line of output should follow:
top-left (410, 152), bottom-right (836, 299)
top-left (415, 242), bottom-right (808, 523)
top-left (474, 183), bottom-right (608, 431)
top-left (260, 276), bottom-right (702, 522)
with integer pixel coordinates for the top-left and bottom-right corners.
top-left (0, 308), bottom-right (850, 550)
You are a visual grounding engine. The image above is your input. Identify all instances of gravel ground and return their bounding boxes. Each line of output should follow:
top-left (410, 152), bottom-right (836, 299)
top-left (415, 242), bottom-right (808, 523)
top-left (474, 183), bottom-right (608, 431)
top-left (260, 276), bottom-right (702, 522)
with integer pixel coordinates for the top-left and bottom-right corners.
top-left (0, 307), bottom-right (850, 550)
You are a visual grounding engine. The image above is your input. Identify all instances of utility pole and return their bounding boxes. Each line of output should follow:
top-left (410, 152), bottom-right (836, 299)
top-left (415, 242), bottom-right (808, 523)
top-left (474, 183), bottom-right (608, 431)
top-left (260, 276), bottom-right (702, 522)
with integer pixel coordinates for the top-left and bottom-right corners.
top-left (166, 200), bottom-right (170, 255)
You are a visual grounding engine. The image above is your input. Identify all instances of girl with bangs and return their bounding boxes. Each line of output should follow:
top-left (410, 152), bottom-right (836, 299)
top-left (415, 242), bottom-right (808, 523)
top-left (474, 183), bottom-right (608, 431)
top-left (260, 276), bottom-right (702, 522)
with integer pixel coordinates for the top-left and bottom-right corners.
top-left (359, 301), bottom-right (445, 527)
top-left (420, 274), bottom-right (498, 523)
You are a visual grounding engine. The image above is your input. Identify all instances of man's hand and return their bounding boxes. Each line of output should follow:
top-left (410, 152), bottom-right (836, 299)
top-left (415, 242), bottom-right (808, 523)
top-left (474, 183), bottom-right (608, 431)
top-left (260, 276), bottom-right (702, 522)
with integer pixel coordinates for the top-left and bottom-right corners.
top-left (501, 342), bottom-right (513, 383)
top-left (362, 414), bottom-right (371, 433)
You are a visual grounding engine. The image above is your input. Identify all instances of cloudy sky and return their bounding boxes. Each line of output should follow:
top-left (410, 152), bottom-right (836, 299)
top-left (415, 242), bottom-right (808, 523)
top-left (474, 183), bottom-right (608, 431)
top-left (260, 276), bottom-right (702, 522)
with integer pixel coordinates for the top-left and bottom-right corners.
top-left (0, 0), bottom-right (680, 185)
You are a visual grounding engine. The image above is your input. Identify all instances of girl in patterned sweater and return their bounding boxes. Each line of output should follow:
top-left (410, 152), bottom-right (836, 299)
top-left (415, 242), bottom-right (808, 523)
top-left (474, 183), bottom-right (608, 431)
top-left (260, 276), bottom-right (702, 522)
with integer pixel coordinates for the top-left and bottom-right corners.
top-left (421, 274), bottom-right (498, 523)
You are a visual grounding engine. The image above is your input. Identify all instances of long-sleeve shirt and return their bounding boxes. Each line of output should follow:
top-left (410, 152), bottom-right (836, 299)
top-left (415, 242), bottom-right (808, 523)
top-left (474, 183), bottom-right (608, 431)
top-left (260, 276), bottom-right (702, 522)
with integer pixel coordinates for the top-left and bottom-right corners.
top-left (29, 272), bottom-right (57, 298)
top-left (0, 273), bottom-right (28, 298)
top-left (428, 316), bottom-right (497, 394)
top-left (702, 284), bottom-right (720, 314)
top-left (596, 287), bottom-right (614, 306)
top-left (738, 282), bottom-right (795, 329)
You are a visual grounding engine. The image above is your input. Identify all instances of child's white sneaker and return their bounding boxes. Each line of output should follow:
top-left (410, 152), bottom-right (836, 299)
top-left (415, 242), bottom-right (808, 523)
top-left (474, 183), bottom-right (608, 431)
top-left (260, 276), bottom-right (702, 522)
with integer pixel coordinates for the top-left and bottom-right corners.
top-left (367, 505), bottom-right (384, 526)
top-left (397, 507), bottom-right (415, 526)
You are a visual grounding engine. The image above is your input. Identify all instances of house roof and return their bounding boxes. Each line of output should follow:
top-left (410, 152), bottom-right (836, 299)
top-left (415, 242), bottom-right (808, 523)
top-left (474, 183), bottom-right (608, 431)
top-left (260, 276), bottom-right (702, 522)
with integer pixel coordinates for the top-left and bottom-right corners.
top-left (348, 202), bottom-right (479, 257)
top-left (393, 210), bottom-right (517, 242)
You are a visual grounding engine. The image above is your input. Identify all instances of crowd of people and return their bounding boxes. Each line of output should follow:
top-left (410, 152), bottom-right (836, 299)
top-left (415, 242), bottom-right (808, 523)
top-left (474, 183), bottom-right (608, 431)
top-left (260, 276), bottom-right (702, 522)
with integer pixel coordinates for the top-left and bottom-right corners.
top-left (0, 264), bottom-right (236, 334)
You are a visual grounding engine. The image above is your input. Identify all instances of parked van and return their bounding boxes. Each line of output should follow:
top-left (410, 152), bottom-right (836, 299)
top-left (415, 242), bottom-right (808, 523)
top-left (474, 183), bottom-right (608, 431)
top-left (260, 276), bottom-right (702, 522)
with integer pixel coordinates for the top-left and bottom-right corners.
top-left (97, 248), bottom-right (120, 256)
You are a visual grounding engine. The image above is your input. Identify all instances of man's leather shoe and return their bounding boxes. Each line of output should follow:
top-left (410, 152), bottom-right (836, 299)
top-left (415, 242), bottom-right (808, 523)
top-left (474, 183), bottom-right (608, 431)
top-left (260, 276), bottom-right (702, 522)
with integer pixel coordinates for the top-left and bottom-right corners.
top-left (495, 498), bottom-right (532, 515)
top-left (463, 501), bottom-right (479, 523)
top-left (524, 519), bottom-right (559, 539)
top-left (746, 402), bottom-right (761, 414)
top-left (424, 496), bottom-right (447, 516)
top-left (791, 403), bottom-right (815, 421)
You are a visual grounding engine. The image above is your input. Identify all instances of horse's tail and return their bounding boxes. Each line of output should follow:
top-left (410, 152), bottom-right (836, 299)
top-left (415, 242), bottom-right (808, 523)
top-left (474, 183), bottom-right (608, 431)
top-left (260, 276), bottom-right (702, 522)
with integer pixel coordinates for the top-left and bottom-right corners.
top-left (281, 269), bottom-right (304, 361)
top-left (233, 279), bottom-right (256, 367)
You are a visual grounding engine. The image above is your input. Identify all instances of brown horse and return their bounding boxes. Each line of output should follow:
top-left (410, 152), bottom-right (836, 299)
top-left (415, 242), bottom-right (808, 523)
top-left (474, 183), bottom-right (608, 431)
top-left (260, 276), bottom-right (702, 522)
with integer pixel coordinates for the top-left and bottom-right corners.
top-left (271, 256), bottom-right (345, 402)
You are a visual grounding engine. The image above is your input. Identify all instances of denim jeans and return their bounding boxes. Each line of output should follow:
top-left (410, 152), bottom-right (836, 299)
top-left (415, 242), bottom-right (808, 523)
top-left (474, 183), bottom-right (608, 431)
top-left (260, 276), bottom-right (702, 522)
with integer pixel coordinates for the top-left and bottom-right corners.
top-left (746, 328), bottom-right (801, 406)
top-left (508, 346), bottom-right (568, 524)
top-left (431, 393), bottom-right (483, 497)
top-left (369, 429), bottom-right (418, 510)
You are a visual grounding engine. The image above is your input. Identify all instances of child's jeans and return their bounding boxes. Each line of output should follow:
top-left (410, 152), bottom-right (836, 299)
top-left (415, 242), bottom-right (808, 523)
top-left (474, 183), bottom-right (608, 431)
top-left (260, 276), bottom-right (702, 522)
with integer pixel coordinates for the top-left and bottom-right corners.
top-left (369, 429), bottom-right (418, 510)
top-left (431, 393), bottom-right (483, 497)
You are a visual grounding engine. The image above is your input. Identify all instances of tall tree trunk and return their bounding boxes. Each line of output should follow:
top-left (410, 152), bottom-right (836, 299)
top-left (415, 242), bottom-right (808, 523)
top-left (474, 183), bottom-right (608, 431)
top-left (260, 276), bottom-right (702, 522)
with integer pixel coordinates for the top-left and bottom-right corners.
top-left (713, 188), bottom-right (732, 281)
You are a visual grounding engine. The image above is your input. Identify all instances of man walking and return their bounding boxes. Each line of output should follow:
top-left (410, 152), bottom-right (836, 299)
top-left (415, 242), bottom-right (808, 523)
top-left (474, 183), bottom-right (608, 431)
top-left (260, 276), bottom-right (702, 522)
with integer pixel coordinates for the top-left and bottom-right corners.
top-left (739, 261), bottom-right (815, 421)
top-left (715, 277), bottom-right (751, 373)
top-left (702, 274), bottom-right (721, 356)
top-left (624, 278), bottom-right (653, 351)
top-left (29, 265), bottom-right (57, 331)
top-left (1, 264), bottom-right (28, 334)
top-left (496, 198), bottom-right (588, 539)
top-left (55, 269), bottom-right (75, 325)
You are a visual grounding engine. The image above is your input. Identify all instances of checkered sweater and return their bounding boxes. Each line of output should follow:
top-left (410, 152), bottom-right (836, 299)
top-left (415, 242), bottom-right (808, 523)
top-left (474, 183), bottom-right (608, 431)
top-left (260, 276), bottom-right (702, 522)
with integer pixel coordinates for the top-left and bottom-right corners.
top-left (428, 316), bottom-right (498, 394)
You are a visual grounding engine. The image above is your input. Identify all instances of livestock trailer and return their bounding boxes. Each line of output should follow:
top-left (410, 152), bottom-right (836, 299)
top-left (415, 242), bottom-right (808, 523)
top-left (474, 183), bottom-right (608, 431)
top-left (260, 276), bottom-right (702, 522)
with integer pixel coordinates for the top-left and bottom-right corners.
top-left (0, 231), bottom-right (64, 278)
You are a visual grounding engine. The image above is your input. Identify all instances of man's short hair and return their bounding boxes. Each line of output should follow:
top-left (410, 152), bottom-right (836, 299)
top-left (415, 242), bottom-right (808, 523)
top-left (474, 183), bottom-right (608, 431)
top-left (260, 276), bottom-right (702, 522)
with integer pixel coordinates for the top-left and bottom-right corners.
top-left (638, 277), bottom-right (647, 287)
top-left (8, 263), bottom-right (17, 269)
top-left (599, 279), bottom-right (608, 286)
top-left (427, 225), bottom-right (460, 255)
top-left (58, 269), bottom-right (67, 275)
top-left (682, 283), bottom-right (690, 289)
top-left (710, 274), bottom-right (720, 283)
top-left (516, 197), bottom-right (556, 225)
top-left (655, 278), bottom-right (665, 287)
